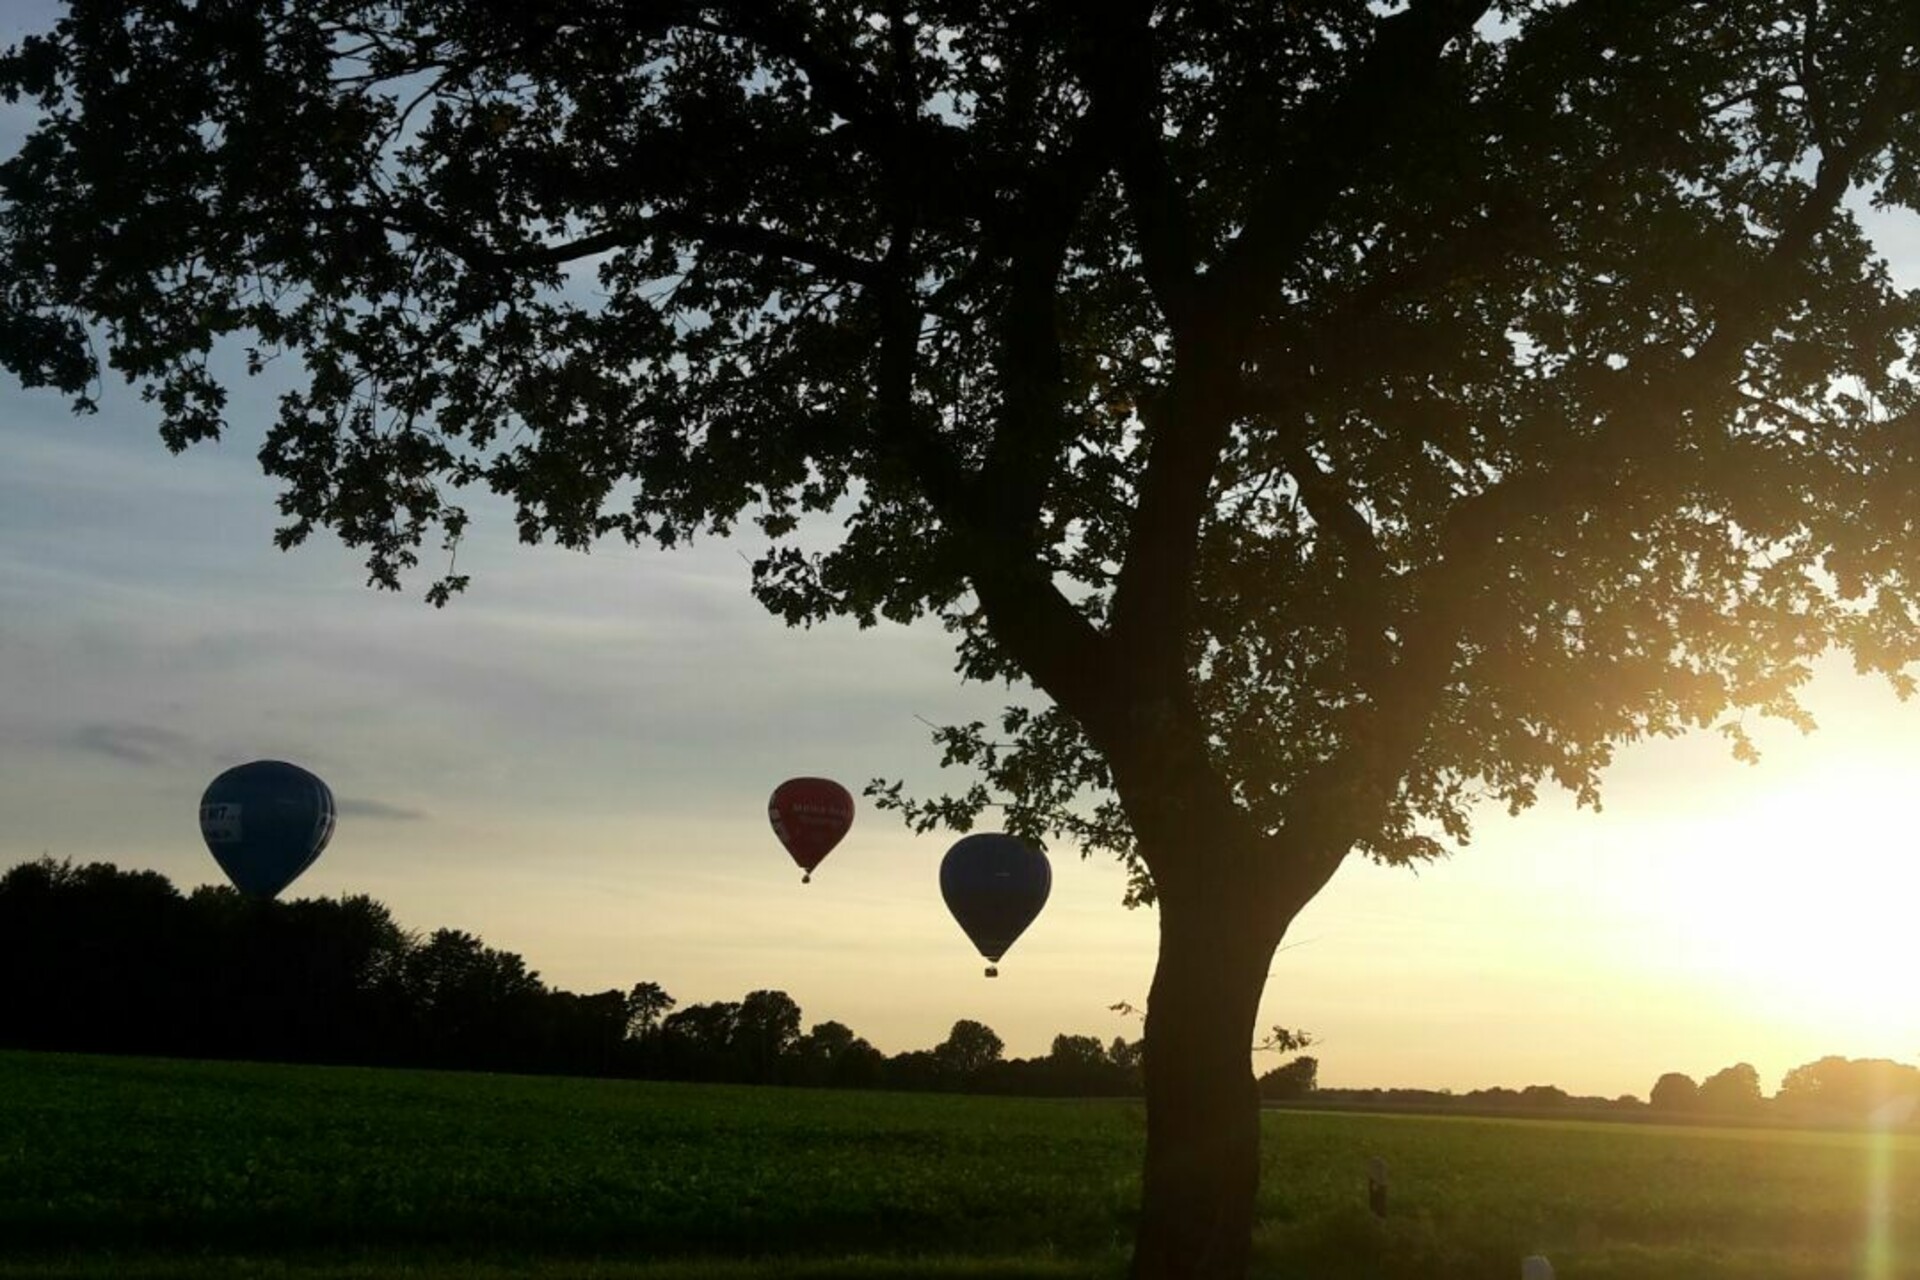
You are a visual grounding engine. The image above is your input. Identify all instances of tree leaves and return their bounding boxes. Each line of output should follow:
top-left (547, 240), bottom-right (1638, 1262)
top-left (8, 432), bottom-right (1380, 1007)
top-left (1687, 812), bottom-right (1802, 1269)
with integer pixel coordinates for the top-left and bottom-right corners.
top-left (5, 1), bottom-right (1920, 890)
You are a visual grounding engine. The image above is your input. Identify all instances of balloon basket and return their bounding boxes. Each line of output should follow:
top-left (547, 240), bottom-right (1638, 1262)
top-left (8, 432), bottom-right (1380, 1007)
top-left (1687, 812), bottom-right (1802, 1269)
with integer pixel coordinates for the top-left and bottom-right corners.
top-left (984, 965), bottom-right (998, 978)
top-left (802, 871), bottom-right (811, 884)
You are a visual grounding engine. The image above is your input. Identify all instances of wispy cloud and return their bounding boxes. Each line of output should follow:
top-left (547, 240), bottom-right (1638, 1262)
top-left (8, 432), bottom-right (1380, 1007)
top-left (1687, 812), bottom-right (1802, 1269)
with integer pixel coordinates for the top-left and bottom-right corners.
top-left (69, 722), bottom-right (194, 766)
top-left (336, 796), bottom-right (428, 821)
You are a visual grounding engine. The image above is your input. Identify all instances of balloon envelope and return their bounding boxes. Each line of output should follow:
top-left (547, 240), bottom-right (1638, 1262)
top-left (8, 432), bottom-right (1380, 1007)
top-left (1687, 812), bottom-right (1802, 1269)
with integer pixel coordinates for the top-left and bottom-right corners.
top-left (940, 833), bottom-right (1050, 973)
top-left (199, 760), bottom-right (335, 900)
top-left (768, 777), bottom-right (854, 880)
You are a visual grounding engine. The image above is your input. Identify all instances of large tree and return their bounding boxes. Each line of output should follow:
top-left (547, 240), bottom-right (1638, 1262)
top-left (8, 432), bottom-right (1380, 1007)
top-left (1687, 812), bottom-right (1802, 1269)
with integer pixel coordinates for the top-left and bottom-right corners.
top-left (6, 3), bottom-right (1920, 1275)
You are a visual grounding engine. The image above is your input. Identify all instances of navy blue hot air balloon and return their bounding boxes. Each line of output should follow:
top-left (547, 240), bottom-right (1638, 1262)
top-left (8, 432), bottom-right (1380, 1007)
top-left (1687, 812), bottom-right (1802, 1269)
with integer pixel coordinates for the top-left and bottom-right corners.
top-left (939, 833), bottom-right (1050, 978)
top-left (198, 760), bottom-right (336, 900)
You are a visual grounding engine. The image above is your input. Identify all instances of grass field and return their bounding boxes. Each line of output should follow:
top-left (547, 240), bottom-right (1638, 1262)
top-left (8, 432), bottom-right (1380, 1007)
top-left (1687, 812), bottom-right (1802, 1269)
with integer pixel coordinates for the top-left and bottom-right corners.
top-left (1, 1050), bottom-right (1914, 1278)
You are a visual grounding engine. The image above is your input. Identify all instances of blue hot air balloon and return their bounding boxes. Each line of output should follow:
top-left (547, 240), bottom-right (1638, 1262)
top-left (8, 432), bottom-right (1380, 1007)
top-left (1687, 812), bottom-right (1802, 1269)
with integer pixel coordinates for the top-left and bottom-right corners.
top-left (939, 833), bottom-right (1050, 977)
top-left (198, 760), bottom-right (336, 900)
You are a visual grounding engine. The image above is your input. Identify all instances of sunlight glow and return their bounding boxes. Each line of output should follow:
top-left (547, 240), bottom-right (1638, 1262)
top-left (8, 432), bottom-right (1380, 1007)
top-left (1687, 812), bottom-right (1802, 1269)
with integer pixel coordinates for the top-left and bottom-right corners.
top-left (1621, 758), bottom-right (1919, 1046)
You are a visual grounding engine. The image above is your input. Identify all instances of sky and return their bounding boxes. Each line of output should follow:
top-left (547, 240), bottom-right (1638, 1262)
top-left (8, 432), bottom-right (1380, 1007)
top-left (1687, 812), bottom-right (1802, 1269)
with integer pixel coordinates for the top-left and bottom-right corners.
top-left (4, 6), bottom-right (1920, 1102)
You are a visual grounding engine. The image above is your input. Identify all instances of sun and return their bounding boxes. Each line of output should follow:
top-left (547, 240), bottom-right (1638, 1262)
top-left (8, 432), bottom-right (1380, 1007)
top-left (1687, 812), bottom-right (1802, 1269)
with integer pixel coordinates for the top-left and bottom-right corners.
top-left (1632, 757), bottom-right (1920, 1044)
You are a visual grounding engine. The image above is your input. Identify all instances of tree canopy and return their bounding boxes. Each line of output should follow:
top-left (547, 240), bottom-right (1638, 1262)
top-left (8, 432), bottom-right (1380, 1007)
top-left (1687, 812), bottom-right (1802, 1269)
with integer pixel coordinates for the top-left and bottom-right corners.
top-left (1650, 1070), bottom-right (1700, 1111)
top-left (9, 3), bottom-right (1918, 887)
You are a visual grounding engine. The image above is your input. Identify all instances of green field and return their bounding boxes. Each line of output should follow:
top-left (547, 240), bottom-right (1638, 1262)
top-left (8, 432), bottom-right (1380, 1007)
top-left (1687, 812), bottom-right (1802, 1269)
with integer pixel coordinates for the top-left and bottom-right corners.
top-left (2, 1051), bottom-right (1914, 1278)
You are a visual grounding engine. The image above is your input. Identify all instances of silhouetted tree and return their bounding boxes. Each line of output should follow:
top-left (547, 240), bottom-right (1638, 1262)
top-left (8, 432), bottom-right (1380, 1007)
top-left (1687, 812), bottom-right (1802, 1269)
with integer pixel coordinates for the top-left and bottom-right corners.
top-left (1252, 1025), bottom-right (1314, 1103)
top-left (1698, 1062), bottom-right (1764, 1114)
top-left (1257, 1056), bottom-right (1319, 1101)
top-left (535, 988), bottom-right (631, 1076)
top-left (735, 989), bottom-right (804, 1083)
top-left (792, 1019), bottom-right (855, 1087)
top-left (830, 1036), bottom-right (888, 1091)
top-left (1650, 1072), bottom-right (1701, 1112)
top-left (1778, 1056), bottom-right (1920, 1119)
top-left (657, 1001), bottom-right (744, 1081)
top-left (624, 981), bottom-right (676, 1041)
top-left (401, 929), bottom-right (547, 1068)
top-left (0, 857), bottom-right (189, 1054)
top-left (934, 1019), bottom-right (1006, 1082)
top-left (264, 893), bottom-right (415, 1061)
top-left (13, 8), bottom-right (1920, 1273)
top-left (1045, 1033), bottom-right (1130, 1096)
top-left (0, 860), bottom-right (424, 1066)
top-left (885, 1048), bottom-right (947, 1093)
top-left (790, 1020), bottom-right (890, 1089)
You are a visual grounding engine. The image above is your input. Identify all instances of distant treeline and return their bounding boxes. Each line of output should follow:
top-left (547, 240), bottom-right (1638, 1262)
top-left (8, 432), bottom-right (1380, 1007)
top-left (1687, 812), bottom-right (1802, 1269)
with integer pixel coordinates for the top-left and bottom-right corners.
top-left (0, 858), bottom-right (1143, 1095)
top-left (5, 858), bottom-right (1911, 1123)
top-left (1300, 1056), bottom-right (1920, 1129)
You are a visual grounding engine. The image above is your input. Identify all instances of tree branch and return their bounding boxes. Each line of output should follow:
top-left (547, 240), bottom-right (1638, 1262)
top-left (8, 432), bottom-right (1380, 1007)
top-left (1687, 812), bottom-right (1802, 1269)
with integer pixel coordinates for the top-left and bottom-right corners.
top-left (708, 2), bottom-right (1000, 227)
top-left (1105, 0), bottom-right (1488, 694)
top-left (1068, 0), bottom-right (1201, 331)
top-left (1283, 442), bottom-right (1397, 689)
top-left (1237, 202), bottom-right (1553, 419)
top-left (712, 1), bottom-right (893, 139)
top-left (350, 200), bottom-right (883, 284)
top-left (866, 169), bottom-right (1117, 734)
top-left (977, 105), bottom-right (1112, 544)
top-left (1195, 0), bottom-right (1491, 345)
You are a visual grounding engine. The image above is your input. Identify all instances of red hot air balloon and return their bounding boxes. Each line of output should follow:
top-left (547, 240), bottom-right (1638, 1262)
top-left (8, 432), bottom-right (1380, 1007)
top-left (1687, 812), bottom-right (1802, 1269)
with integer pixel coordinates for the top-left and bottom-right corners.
top-left (768, 778), bottom-right (854, 883)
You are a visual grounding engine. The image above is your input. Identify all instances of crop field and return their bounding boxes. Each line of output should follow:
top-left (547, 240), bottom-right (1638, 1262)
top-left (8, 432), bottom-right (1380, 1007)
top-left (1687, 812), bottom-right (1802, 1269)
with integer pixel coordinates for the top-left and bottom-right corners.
top-left (1, 1050), bottom-right (1914, 1279)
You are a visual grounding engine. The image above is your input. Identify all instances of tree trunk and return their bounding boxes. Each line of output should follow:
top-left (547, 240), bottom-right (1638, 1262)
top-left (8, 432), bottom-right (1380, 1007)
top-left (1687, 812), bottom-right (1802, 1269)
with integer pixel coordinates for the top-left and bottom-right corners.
top-left (1129, 875), bottom-right (1291, 1280)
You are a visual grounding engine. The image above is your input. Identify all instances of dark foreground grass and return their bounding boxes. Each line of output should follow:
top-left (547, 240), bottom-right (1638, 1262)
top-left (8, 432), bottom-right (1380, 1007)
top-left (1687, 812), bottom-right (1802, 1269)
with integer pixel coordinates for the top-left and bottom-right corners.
top-left (1, 1051), bottom-right (1914, 1278)
top-left (1248, 1109), bottom-right (1919, 1278)
top-left (0, 1051), bottom-right (1134, 1278)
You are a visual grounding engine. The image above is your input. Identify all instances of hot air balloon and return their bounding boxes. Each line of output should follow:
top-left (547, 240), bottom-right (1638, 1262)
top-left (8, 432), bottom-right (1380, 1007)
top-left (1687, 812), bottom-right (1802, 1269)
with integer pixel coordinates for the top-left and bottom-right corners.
top-left (198, 760), bottom-right (336, 900)
top-left (768, 777), bottom-right (854, 883)
top-left (939, 832), bottom-right (1050, 977)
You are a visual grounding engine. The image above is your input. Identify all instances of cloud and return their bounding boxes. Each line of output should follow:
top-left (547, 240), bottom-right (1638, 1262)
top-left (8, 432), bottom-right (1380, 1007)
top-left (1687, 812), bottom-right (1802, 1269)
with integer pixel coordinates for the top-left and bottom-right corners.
top-left (336, 796), bottom-right (428, 821)
top-left (69, 722), bottom-right (194, 766)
